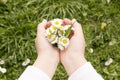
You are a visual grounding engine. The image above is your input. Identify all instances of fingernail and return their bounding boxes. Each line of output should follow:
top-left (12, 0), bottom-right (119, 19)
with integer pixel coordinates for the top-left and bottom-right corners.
top-left (72, 19), bottom-right (77, 24)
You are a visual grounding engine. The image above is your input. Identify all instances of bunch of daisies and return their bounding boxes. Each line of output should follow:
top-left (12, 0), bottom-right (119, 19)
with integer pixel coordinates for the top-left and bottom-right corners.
top-left (45, 19), bottom-right (74, 50)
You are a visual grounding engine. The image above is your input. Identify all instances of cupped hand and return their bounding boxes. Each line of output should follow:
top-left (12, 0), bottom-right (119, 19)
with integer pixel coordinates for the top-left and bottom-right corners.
top-left (33, 20), bottom-right (59, 78)
top-left (60, 19), bottom-right (87, 76)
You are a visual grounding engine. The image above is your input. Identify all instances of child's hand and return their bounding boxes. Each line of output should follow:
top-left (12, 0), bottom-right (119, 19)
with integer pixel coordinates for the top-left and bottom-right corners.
top-left (33, 20), bottom-right (59, 78)
top-left (60, 19), bottom-right (87, 76)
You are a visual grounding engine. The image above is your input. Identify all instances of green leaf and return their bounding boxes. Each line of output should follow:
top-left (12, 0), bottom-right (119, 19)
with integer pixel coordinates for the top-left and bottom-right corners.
top-left (64, 27), bottom-right (72, 37)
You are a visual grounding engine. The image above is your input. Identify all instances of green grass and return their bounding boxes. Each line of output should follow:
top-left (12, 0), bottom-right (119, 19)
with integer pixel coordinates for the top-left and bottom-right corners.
top-left (0, 0), bottom-right (120, 80)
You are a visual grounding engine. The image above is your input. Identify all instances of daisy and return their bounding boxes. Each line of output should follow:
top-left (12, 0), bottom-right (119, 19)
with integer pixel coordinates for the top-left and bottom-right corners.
top-left (51, 19), bottom-right (62, 27)
top-left (46, 34), bottom-right (58, 44)
top-left (0, 67), bottom-right (7, 74)
top-left (58, 37), bottom-right (69, 49)
top-left (58, 25), bottom-right (64, 30)
top-left (89, 48), bottom-right (94, 53)
top-left (46, 27), bottom-right (54, 35)
top-left (105, 58), bottom-right (113, 66)
top-left (58, 30), bottom-right (65, 37)
top-left (22, 58), bottom-right (30, 66)
top-left (101, 22), bottom-right (106, 30)
top-left (51, 35), bottom-right (58, 44)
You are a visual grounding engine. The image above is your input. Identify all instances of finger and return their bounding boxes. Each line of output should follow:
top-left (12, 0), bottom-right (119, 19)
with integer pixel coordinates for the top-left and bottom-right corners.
top-left (46, 22), bottom-right (51, 29)
top-left (63, 18), bottom-right (72, 25)
top-left (71, 19), bottom-right (85, 44)
top-left (37, 19), bottom-right (47, 38)
top-left (72, 19), bottom-right (83, 36)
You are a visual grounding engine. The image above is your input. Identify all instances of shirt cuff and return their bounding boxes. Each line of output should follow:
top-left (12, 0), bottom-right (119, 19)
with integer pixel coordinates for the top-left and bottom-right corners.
top-left (68, 62), bottom-right (104, 80)
top-left (18, 66), bottom-right (51, 80)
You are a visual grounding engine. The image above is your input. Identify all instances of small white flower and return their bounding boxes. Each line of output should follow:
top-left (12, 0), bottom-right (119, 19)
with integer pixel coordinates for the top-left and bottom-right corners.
top-left (58, 37), bottom-right (69, 49)
top-left (46, 26), bottom-right (58, 35)
top-left (102, 22), bottom-right (107, 26)
top-left (46, 28), bottom-right (54, 35)
top-left (51, 19), bottom-right (62, 27)
top-left (89, 48), bottom-right (94, 53)
top-left (57, 25), bottom-right (64, 30)
top-left (0, 60), bottom-right (5, 65)
top-left (22, 58), bottom-right (30, 66)
top-left (58, 30), bottom-right (65, 36)
top-left (109, 39), bottom-right (116, 46)
top-left (50, 25), bottom-right (57, 31)
top-left (47, 34), bottom-right (58, 44)
top-left (105, 58), bottom-right (113, 66)
top-left (101, 22), bottom-right (107, 30)
top-left (51, 35), bottom-right (58, 44)
top-left (46, 34), bottom-right (52, 42)
top-left (0, 67), bottom-right (7, 74)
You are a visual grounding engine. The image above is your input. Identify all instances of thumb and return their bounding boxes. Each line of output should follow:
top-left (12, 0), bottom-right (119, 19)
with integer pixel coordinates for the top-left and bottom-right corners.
top-left (72, 19), bottom-right (83, 36)
top-left (37, 19), bottom-right (47, 38)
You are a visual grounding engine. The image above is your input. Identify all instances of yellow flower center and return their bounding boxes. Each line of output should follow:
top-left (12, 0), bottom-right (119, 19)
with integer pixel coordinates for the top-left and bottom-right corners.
top-left (55, 21), bottom-right (59, 25)
top-left (52, 37), bottom-right (56, 41)
top-left (60, 26), bottom-right (63, 30)
top-left (59, 31), bottom-right (63, 35)
top-left (47, 35), bottom-right (51, 39)
top-left (63, 39), bottom-right (67, 44)
top-left (101, 25), bottom-right (105, 30)
top-left (49, 29), bottom-right (52, 33)
top-left (52, 26), bottom-right (57, 30)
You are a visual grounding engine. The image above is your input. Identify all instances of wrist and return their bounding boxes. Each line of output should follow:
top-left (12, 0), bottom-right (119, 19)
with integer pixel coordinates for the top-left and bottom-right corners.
top-left (33, 53), bottom-right (59, 78)
top-left (61, 55), bottom-right (87, 76)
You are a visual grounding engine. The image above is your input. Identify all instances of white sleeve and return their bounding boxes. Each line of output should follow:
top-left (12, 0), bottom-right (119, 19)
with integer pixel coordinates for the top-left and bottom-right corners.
top-left (68, 62), bottom-right (104, 80)
top-left (18, 66), bottom-right (51, 80)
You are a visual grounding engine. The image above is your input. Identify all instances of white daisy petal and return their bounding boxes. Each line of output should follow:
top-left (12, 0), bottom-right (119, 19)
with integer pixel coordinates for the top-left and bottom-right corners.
top-left (58, 44), bottom-right (64, 51)
top-left (105, 58), bottom-right (113, 66)
top-left (64, 25), bottom-right (71, 30)
top-left (22, 58), bottom-right (30, 66)
top-left (89, 48), bottom-right (94, 53)
top-left (102, 22), bottom-right (106, 26)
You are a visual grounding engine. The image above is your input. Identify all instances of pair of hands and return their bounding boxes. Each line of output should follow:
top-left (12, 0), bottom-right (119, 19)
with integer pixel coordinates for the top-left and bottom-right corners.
top-left (33, 19), bottom-right (87, 79)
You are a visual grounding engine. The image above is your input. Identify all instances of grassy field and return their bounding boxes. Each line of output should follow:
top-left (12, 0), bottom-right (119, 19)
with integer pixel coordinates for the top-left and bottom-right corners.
top-left (0, 0), bottom-right (120, 80)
